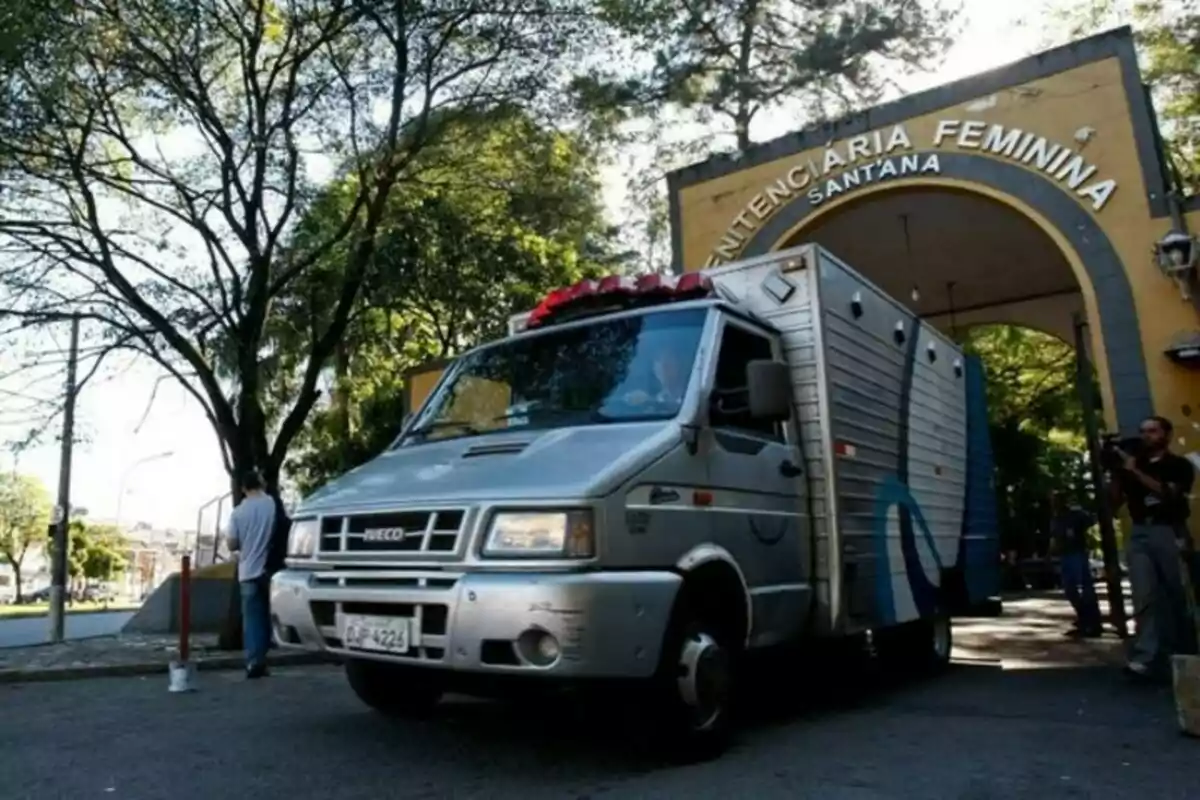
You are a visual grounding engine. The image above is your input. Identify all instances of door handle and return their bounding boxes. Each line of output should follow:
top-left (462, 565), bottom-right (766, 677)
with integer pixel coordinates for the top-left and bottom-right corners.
top-left (779, 460), bottom-right (803, 478)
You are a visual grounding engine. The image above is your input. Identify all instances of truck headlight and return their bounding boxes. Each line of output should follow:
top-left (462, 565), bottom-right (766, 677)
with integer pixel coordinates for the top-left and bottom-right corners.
top-left (288, 518), bottom-right (320, 558)
top-left (482, 511), bottom-right (594, 559)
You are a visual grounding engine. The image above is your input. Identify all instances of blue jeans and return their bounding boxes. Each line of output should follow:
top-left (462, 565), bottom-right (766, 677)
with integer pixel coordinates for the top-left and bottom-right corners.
top-left (239, 576), bottom-right (271, 669)
top-left (1060, 552), bottom-right (1102, 632)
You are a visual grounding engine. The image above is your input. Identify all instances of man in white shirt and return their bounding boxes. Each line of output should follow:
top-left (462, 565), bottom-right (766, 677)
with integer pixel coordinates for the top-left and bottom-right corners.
top-left (226, 470), bottom-right (277, 679)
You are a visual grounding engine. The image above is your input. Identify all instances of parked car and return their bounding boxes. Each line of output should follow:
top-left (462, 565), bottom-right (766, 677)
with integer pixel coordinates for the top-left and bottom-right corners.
top-left (78, 584), bottom-right (116, 603)
top-left (21, 586), bottom-right (52, 604)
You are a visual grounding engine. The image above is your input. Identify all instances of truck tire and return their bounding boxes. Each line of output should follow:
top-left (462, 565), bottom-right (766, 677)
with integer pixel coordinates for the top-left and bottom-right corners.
top-left (641, 591), bottom-right (737, 763)
top-left (344, 658), bottom-right (444, 717)
top-left (874, 611), bottom-right (952, 678)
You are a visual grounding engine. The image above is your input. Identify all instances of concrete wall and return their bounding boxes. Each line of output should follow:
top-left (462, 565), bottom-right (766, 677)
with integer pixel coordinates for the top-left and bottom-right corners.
top-left (122, 562), bottom-right (238, 636)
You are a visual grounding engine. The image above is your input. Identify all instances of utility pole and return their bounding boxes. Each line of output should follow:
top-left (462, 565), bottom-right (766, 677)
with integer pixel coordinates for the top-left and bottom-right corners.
top-left (48, 314), bottom-right (80, 644)
top-left (1072, 313), bottom-right (1128, 638)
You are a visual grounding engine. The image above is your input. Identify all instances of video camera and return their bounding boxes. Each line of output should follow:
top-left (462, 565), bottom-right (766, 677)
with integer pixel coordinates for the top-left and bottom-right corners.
top-left (1099, 433), bottom-right (1143, 472)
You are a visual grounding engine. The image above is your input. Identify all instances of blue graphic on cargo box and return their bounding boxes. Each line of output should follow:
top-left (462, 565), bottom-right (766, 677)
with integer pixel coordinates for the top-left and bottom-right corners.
top-left (872, 353), bottom-right (999, 620)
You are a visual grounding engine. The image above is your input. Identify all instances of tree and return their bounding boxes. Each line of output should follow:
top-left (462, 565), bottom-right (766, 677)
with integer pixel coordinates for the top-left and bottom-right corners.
top-left (282, 108), bottom-right (626, 492)
top-left (0, 2), bottom-right (72, 175)
top-left (0, 473), bottom-right (52, 602)
top-left (583, 0), bottom-right (955, 151)
top-left (1042, 0), bottom-right (1200, 193)
top-left (1140, 1), bottom-right (1200, 194)
top-left (68, 520), bottom-right (129, 590)
top-left (0, 0), bottom-right (601, 498)
top-left (962, 325), bottom-right (1091, 556)
top-left (570, 0), bottom-right (956, 275)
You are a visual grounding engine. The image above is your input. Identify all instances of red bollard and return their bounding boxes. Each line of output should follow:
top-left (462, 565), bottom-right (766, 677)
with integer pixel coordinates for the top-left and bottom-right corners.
top-left (169, 553), bottom-right (196, 692)
top-left (179, 554), bottom-right (191, 663)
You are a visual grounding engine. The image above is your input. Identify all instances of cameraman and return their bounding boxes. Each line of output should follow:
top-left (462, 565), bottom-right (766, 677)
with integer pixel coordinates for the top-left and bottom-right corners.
top-left (1108, 415), bottom-right (1196, 680)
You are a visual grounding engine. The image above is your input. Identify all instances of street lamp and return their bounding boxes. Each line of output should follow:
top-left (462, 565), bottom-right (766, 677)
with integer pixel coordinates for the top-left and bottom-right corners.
top-left (114, 450), bottom-right (175, 530)
top-left (1154, 229), bottom-right (1199, 300)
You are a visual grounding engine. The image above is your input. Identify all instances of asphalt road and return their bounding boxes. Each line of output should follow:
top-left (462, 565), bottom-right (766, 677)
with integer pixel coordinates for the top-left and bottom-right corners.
top-left (2, 661), bottom-right (1194, 799)
top-left (0, 610), bottom-right (134, 648)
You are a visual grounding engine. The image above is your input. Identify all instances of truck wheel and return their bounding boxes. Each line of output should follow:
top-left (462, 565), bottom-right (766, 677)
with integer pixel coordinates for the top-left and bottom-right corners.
top-left (344, 658), bottom-right (444, 717)
top-left (875, 611), bottom-right (952, 678)
top-left (642, 595), bottom-right (737, 763)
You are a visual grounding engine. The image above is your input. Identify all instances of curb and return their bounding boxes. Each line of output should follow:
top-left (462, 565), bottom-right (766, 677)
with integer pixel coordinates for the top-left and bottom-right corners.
top-left (0, 650), bottom-right (338, 685)
top-left (0, 606), bottom-right (141, 621)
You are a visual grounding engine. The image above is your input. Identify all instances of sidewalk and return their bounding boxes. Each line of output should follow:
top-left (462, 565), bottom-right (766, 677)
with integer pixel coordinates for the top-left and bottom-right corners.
top-left (954, 591), bottom-right (1129, 669)
top-left (0, 633), bottom-right (333, 683)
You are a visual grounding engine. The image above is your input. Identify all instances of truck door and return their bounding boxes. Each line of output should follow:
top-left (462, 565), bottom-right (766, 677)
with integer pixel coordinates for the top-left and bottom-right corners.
top-left (704, 318), bottom-right (812, 647)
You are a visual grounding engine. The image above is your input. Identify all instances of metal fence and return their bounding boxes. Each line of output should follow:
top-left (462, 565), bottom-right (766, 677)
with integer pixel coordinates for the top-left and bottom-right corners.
top-left (192, 492), bottom-right (232, 567)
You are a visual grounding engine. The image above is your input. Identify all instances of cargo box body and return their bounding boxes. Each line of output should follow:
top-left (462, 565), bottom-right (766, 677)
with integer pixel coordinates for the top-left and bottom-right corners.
top-left (705, 245), bottom-right (998, 636)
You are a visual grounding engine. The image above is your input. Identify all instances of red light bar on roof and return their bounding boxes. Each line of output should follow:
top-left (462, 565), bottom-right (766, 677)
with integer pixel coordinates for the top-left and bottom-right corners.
top-left (526, 272), bottom-right (713, 329)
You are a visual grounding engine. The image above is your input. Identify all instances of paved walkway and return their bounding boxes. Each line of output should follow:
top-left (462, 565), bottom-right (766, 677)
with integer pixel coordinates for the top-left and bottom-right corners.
top-left (954, 592), bottom-right (1129, 669)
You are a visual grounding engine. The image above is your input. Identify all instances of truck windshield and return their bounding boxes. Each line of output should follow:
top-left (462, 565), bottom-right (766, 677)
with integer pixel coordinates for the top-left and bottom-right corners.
top-left (401, 306), bottom-right (708, 445)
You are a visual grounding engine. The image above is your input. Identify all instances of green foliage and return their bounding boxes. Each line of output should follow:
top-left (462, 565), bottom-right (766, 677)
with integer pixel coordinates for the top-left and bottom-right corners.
top-left (283, 109), bottom-right (625, 493)
top-left (1044, 0), bottom-right (1200, 194)
top-left (0, 473), bottom-right (52, 600)
top-left (963, 325), bottom-right (1092, 554)
top-left (1140, 1), bottom-right (1200, 194)
top-left (964, 325), bottom-right (1082, 437)
top-left (578, 0), bottom-right (956, 151)
top-left (67, 521), bottom-right (129, 583)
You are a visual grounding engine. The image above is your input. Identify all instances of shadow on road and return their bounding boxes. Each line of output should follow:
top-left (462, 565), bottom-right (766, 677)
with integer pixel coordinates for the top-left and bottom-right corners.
top-left (297, 591), bottom-right (1175, 775)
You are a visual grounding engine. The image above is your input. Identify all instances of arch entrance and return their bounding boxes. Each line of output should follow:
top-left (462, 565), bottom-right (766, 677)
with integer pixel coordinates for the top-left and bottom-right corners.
top-left (728, 161), bottom-right (1154, 435)
top-left (783, 186), bottom-right (1081, 346)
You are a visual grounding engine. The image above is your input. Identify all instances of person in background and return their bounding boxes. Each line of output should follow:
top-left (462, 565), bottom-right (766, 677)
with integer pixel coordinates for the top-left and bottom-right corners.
top-left (624, 347), bottom-right (689, 408)
top-left (225, 469), bottom-right (278, 679)
top-left (1050, 492), bottom-right (1102, 638)
top-left (1109, 415), bottom-right (1197, 681)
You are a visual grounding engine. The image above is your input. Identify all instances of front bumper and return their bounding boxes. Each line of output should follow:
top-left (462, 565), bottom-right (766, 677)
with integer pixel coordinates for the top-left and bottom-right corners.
top-left (270, 568), bottom-right (681, 679)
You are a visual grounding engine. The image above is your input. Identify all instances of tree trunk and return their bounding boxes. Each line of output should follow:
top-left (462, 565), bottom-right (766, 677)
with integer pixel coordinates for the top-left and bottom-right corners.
top-left (12, 565), bottom-right (21, 604)
top-left (332, 341), bottom-right (351, 474)
top-left (733, 0), bottom-right (758, 154)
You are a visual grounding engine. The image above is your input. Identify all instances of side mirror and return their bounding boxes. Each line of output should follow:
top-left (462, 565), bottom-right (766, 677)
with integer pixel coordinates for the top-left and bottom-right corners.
top-left (746, 360), bottom-right (791, 421)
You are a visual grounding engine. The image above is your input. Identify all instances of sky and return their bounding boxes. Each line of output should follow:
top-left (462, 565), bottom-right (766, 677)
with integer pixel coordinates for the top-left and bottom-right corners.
top-left (0, 1), bottom-right (1070, 532)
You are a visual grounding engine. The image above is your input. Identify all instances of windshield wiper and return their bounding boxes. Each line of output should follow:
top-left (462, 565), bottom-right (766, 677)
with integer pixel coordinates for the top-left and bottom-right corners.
top-left (491, 407), bottom-right (614, 425)
top-left (405, 419), bottom-right (481, 440)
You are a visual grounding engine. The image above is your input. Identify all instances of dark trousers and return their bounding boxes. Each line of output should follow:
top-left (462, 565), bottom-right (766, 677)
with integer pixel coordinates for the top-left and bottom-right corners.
top-left (239, 575), bottom-right (271, 669)
top-left (1127, 524), bottom-right (1193, 668)
top-left (1060, 551), bottom-right (1102, 632)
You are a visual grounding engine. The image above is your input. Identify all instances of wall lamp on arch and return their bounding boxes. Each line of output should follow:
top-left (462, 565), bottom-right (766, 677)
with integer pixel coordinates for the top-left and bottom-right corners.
top-left (1154, 230), bottom-right (1199, 301)
top-left (1164, 330), bottom-right (1200, 368)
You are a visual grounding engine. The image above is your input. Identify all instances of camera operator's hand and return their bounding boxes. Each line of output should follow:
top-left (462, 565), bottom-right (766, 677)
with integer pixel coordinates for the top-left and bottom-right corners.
top-left (1121, 452), bottom-right (1138, 472)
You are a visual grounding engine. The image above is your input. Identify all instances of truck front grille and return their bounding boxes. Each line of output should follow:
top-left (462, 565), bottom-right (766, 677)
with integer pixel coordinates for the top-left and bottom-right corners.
top-left (318, 509), bottom-right (466, 556)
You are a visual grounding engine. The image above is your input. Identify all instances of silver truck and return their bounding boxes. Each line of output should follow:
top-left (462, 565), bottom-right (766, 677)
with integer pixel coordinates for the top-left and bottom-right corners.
top-left (271, 243), bottom-right (999, 758)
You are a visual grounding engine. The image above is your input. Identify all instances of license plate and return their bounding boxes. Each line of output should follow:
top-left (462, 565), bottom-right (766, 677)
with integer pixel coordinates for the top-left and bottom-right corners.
top-left (338, 613), bottom-right (411, 654)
